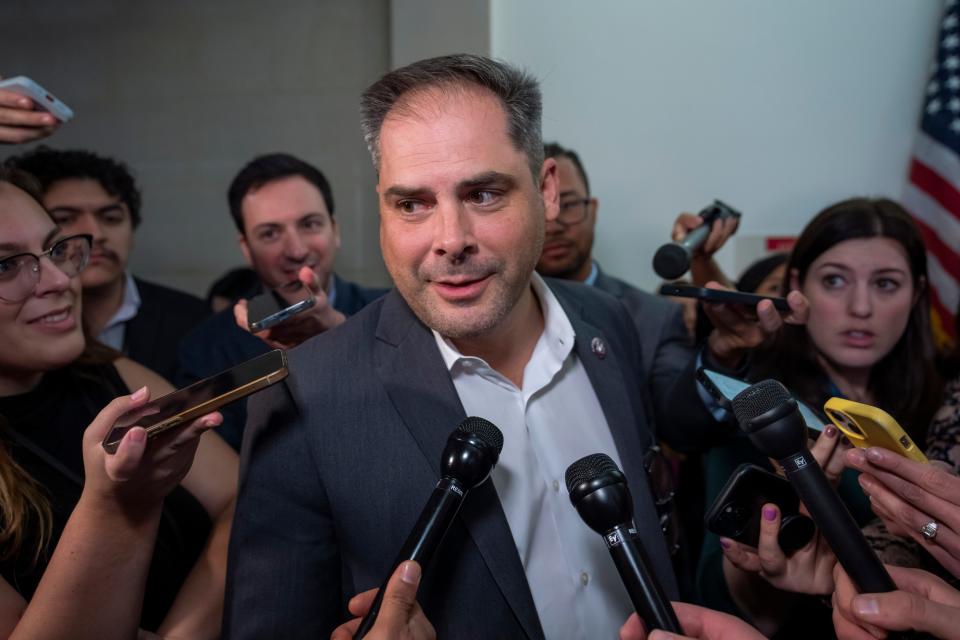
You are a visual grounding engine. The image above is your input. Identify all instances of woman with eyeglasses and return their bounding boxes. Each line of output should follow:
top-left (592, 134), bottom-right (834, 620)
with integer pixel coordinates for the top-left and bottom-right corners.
top-left (0, 166), bottom-right (237, 640)
top-left (690, 198), bottom-right (945, 638)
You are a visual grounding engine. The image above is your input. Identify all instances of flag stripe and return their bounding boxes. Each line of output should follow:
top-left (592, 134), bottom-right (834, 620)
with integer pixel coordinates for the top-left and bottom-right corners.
top-left (903, 182), bottom-right (960, 255)
top-left (913, 214), bottom-right (960, 283)
top-left (909, 158), bottom-right (960, 225)
top-left (927, 248), bottom-right (960, 318)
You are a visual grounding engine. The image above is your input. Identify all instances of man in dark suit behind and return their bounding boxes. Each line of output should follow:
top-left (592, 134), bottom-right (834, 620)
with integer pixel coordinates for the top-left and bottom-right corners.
top-left (5, 147), bottom-right (208, 381)
top-left (177, 154), bottom-right (386, 450)
top-left (224, 55), bottom-right (681, 639)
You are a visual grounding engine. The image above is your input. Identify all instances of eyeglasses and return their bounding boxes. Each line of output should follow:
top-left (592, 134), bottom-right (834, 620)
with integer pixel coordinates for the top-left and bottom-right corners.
top-left (557, 198), bottom-right (592, 226)
top-left (643, 445), bottom-right (680, 556)
top-left (0, 234), bottom-right (92, 303)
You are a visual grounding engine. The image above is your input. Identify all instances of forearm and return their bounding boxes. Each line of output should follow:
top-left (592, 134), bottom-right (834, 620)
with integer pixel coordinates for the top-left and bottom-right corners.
top-left (690, 257), bottom-right (732, 288)
top-left (156, 500), bottom-right (234, 640)
top-left (12, 493), bottom-right (162, 640)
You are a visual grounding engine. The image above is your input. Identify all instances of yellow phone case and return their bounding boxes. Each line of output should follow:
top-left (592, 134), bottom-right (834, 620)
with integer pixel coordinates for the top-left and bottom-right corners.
top-left (823, 397), bottom-right (928, 463)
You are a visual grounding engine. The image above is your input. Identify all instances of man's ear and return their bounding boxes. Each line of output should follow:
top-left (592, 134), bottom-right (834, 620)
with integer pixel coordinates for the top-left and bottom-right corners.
top-left (540, 157), bottom-right (559, 223)
top-left (238, 233), bottom-right (252, 267)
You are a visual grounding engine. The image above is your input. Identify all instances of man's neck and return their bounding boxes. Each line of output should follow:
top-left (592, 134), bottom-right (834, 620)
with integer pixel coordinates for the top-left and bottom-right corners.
top-left (83, 276), bottom-right (127, 337)
top-left (449, 285), bottom-right (544, 388)
top-left (569, 257), bottom-right (594, 283)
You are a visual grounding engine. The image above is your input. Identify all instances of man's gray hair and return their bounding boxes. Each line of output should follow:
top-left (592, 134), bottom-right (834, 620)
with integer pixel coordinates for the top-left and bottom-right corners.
top-left (360, 54), bottom-right (544, 178)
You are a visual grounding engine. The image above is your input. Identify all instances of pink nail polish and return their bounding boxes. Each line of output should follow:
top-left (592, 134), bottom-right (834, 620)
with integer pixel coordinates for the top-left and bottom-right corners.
top-left (763, 506), bottom-right (777, 521)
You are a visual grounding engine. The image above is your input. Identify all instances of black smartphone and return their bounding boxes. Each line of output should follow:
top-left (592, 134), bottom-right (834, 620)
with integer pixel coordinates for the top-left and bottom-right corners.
top-left (102, 349), bottom-right (288, 453)
top-left (659, 283), bottom-right (790, 312)
top-left (696, 367), bottom-right (825, 433)
top-left (247, 290), bottom-right (315, 333)
top-left (705, 463), bottom-right (815, 554)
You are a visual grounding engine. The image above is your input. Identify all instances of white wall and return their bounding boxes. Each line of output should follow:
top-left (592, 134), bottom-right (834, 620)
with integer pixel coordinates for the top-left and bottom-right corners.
top-left (1, 0), bottom-right (391, 296)
top-left (492, 1), bottom-right (944, 288)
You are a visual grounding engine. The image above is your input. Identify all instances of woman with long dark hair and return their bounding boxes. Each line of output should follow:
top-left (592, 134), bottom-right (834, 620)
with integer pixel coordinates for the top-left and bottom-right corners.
top-left (698, 197), bottom-right (944, 638)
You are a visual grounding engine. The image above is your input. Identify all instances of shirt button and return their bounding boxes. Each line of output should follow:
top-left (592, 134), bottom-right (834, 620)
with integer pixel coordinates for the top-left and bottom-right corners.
top-left (580, 571), bottom-right (590, 586)
top-left (552, 480), bottom-right (560, 492)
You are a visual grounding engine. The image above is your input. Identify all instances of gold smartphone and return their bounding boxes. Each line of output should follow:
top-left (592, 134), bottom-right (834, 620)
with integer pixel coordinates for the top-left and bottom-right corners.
top-left (823, 397), bottom-right (928, 463)
top-left (102, 349), bottom-right (288, 453)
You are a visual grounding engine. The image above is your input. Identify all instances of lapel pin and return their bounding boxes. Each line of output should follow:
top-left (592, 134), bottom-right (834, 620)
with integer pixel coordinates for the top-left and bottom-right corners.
top-left (591, 336), bottom-right (607, 359)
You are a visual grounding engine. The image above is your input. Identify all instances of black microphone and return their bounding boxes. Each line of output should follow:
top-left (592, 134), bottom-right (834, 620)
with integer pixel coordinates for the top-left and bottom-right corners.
top-left (731, 380), bottom-right (896, 594)
top-left (565, 453), bottom-right (682, 634)
top-left (652, 200), bottom-right (741, 279)
top-left (354, 416), bottom-right (504, 639)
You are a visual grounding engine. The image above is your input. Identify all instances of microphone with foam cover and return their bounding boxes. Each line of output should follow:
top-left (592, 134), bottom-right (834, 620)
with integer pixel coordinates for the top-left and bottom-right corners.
top-left (731, 380), bottom-right (896, 594)
top-left (565, 453), bottom-right (681, 633)
top-left (353, 416), bottom-right (504, 639)
top-left (652, 200), bottom-right (741, 279)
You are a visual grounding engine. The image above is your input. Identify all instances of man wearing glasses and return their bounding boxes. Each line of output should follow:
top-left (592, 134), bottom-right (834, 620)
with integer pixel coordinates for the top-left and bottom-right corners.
top-left (536, 142), bottom-right (696, 597)
top-left (536, 142), bottom-right (692, 427)
top-left (5, 147), bottom-right (209, 382)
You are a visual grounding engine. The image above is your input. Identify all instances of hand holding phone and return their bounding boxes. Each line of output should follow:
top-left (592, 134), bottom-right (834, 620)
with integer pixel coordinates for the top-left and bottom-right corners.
top-left (235, 266), bottom-right (346, 349)
top-left (0, 76), bottom-right (68, 144)
top-left (660, 283), bottom-right (790, 312)
top-left (247, 288), bottom-right (316, 333)
top-left (85, 387), bottom-right (222, 510)
top-left (102, 350), bottom-right (288, 453)
top-left (706, 463), bottom-right (815, 553)
top-left (824, 398), bottom-right (927, 463)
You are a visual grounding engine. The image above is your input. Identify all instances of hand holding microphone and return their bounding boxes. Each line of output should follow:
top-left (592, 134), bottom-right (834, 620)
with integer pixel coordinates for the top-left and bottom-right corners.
top-left (731, 380), bottom-right (896, 595)
top-left (565, 453), bottom-right (682, 634)
top-left (654, 201), bottom-right (741, 280)
top-left (353, 417), bottom-right (503, 639)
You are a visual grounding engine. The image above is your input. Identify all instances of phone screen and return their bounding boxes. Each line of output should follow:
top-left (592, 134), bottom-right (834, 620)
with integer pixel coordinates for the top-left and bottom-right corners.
top-left (102, 350), bottom-right (287, 451)
top-left (699, 368), bottom-right (825, 432)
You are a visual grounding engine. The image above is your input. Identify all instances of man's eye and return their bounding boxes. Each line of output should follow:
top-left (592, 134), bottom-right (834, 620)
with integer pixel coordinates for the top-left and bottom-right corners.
top-left (398, 200), bottom-right (424, 214)
top-left (467, 191), bottom-right (497, 206)
top-left (258, 229), bottom-right (279, 241)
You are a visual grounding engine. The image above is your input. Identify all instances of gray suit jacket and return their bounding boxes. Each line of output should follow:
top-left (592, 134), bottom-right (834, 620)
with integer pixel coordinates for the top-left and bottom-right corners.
top-left (223, 280), bottom-right (677, 639)
top-left (592, 267), bottom-right (694, 436)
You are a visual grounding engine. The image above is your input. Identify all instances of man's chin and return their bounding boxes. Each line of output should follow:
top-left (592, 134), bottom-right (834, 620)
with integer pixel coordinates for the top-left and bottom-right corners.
top-left (80, 268), bottom-right (124, 291)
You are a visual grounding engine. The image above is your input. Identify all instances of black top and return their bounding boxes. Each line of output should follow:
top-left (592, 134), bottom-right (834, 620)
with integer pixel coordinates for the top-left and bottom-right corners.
top-left (0, 362), bottom-right (211, 631)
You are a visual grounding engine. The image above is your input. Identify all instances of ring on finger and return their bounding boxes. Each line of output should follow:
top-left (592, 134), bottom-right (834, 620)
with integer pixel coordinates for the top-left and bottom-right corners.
top-left (920, 520), bottom-right (939, 542)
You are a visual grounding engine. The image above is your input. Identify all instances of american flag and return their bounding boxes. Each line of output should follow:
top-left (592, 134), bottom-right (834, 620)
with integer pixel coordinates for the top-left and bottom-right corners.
top-left (903, 0), bottom-right (960, 346)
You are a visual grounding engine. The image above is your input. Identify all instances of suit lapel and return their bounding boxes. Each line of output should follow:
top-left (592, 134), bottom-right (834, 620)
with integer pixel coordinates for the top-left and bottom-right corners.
top-left (555, 286), bottom-right (652, 521)
top-left (373, 291), bottom-right (545, 639)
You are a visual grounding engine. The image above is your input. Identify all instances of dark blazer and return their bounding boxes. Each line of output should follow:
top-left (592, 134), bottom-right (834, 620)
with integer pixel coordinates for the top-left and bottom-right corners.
top-left (223, 279), bottom-right (678, 639)
top-left (124, 277), bottom-right (209, 382)
top-left (592, 267), bottom-right (695, 439)
top-left (175, 274), bottom-right (386, 451)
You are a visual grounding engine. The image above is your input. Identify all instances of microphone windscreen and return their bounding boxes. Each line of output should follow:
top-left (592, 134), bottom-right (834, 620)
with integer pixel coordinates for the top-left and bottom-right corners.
top-left (732, 379), bottom-right (791, 425)
top-left (458, 416), bottom-right (504, 456)
top-left (565, 452), bottom-right (619, 494)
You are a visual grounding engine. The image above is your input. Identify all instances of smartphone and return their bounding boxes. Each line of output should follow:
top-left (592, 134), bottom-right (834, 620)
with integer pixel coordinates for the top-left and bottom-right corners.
top-left (102, 349), bottom-right (288, 453)
top-left (247, 290), bottom-right (315, 333)
top-left (659, 283), bottom-right (790, 312)
top-left (697, 367), bottom-right (825, 433)
top-left (705, 463), bottom-right (816, 553)
top-left (0, 76), bottom-right (74, 122)
top-left (823, 397), bottom-right (928, 463)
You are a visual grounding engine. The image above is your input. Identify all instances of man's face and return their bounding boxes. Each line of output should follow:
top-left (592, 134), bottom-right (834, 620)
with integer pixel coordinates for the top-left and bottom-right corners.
top-left (536, 156), bottom-right (597, 281)
top-left (44, 178), bottom-right (134, 291)
top-left (238, 175), bottom-right (340, 298)
top-left (377, 86), bottom-right (558, 339)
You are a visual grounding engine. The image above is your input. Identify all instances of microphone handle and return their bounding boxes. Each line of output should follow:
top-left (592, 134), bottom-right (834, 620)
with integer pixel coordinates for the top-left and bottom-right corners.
top-left (678, 222), bottom-right (711, 253)
top-left (604, 523), bottom-right (682, 633)
top-left (779, 449), bottom-right (896, 593)
top-left (354, 477), bottom-right (466, 639)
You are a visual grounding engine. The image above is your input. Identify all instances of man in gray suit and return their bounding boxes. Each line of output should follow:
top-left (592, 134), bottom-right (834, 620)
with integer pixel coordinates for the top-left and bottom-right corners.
top-left (224, 55), bottom-right (679, 639)
top-left (536, 142), bottom-right (693, 424)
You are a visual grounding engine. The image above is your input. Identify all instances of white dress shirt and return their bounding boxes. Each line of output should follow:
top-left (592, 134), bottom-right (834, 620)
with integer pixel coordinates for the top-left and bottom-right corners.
top-left (433, 274), bottom-right (633, 640)
top-left (97, 272), bottom-right (142, 350)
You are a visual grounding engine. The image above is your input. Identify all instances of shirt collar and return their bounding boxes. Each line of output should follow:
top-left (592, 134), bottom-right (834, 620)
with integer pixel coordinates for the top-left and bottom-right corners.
top-left (102, 272), bottom-right (141, 331)
top-left (432, 272), bottom-right (576, 371)
top-left (583, 261), bottom-right (600, 287)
